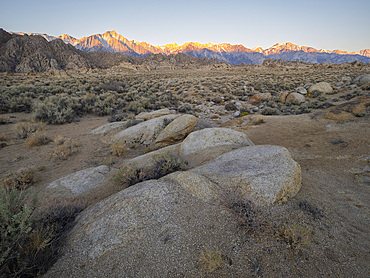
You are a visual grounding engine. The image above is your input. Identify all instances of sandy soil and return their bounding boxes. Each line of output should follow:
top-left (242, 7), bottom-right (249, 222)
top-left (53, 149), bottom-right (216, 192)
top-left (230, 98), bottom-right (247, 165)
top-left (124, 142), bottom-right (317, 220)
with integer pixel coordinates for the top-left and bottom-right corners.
top-left (245, 114), bottom-right (369, 276)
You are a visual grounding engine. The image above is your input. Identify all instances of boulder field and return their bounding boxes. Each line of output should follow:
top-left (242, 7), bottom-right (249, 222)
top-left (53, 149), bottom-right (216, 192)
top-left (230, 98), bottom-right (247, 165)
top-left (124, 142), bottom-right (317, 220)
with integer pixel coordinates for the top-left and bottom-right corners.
top-left (45, 110), bottom-right (302, 277)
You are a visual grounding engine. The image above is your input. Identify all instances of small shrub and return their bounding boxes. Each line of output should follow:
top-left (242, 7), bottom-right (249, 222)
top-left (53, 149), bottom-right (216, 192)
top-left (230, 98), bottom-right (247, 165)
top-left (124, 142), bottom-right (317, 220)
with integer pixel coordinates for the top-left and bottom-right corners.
top-left (177, 104), bottom-right (194, 114)
top-left (14, 121), bottom-right (44, 139)
top-left (152, 152), bottom-right (188, 179)
top-left (306, 100), bottom-right (321, 109)
top-left (0, 191), bottom-right (83, 277)
top-left (261, 107), bottom-right (280, 115)
top-left (199, 247), bottom-right (223, 273)
top-left (239, 106), bottom-right (250, 114)
top-left (298, 200), bottom-right (324, 219)
top-left (251, 116), bottom-right (265, 125)
top-left (114, 164), bottom-right (147, 186)
top-left (276, 223), bottom-right (312, 249)
top-left (0, 168), bottom-right (37, 191)
top-left (0, 93), bottom-right (32, 114)
top-left (222, 189), bottom-right (263, 234)
top-left (33, 94), bottom-right (81, 124)
top-left (285, 99), bottom-right (301, 107)
top-left (317, 96), bottom-right (327, 102)
top-left (9, 95), bottom-right (33, 113)
top-left (163, 117), bottom-right (173, 128)
top-left (297, 106), bottom-right (313, 114)
top-left (50, 137), bottom-right (78, 160)
top-left (53, 135), bottom-right (66, 146)
top-left (27, 204), bottom-right (84, 274)
top-left (0, 188), bottom-right (37, 276)
top-left (36, 165), bottom-right (46, 172)
top-left (110, 141), bottom-right (129, 157)
top-left (107, 113), bottom-right (125, 123)
top-left (26, 132), bottom-right (52, 148)
top-left (240, 112), bottom-right (249, 117)
top-left (114, 153), bottom-right (188, 187)
top-left (0, 116), bottom-right (10, 125)
top-left (93, 93), bottom-right (120, 116)
top-left (309, 90), bottom-right (323, 98)
top-left (126, 117), bottom-right (142, 127)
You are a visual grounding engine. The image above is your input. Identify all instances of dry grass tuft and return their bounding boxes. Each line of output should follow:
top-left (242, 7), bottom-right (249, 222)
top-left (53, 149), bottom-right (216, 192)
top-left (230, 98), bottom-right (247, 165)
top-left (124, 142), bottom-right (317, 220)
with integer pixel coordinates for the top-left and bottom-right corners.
top-left (199, 247), bottom-right (223, 273)
top-left (114, 164), bottom-right (147, 186)
top-left (50, 137), bottom-right (78, 160)
top-left (26, 132), bottom-right (52, 148)
top-left (1, 134), bottom-right (8, 141)
top-left (14, 120), bottom-right (45, 139)
top-left (222, 189), bottom-right (265, 234)
top-left (114, 152), bottom-right (188, 186)
top-left (276, 223), bottom-right (312, 249)
top-left (110, 141), bottom-right (129, 157)
top-left (0, 168), bottom-right (38, 191)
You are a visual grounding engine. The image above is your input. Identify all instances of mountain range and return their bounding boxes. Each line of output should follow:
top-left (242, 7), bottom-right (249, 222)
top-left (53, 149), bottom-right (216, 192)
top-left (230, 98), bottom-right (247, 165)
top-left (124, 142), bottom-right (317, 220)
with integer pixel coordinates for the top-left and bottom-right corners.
top-left (1, 28), bottom-right (370, 73)
top-left (11, 30), bottom-right (370, 65)
top-left (0, 28), bottom-right (228, 73)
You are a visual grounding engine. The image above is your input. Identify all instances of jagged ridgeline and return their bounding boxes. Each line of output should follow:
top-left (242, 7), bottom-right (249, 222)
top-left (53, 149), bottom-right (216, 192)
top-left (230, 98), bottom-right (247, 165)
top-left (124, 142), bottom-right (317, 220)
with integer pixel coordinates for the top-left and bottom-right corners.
top-left (0, 29), bottom-right (228, 73)
top-left (1, 28), bottom-right (370, 73)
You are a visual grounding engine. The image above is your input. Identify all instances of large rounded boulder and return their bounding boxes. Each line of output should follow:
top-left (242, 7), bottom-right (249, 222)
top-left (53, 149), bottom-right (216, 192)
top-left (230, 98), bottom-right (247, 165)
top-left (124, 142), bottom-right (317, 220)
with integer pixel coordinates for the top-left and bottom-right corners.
top-left (307, 82), bottom-right (333, 95)
top-left (191, 145), bottom-right (302, 205)
top-left (154, 114), bottom-right (198, 148)
top-left (114, 114), bottom-right (178, 145)
top-left (180, 128), bottom-right (254, 167)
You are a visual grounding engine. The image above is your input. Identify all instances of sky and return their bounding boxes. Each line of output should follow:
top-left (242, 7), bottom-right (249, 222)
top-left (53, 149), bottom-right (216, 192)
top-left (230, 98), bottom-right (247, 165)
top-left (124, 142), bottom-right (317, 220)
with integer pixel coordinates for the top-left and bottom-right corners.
top-left (1, 0), bottom-right (369, 52)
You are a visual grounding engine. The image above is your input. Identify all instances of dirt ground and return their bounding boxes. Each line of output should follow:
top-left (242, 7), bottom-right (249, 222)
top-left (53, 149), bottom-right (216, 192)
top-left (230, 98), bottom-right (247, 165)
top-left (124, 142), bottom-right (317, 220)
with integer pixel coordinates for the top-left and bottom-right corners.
top-left (0, 108), bottom-right (369, 276)
top-left (245, 114), bottom-right (369, 277)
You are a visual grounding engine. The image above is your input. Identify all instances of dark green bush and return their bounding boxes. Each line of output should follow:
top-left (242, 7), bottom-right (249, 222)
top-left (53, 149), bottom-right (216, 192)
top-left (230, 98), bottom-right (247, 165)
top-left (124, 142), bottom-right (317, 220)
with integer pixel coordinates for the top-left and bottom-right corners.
top-left (0, 187), bottom-right (84, 277)
top-left (285, 99), bottom-right (301, 107)
top-left (92, 92), bottom-right (122, 116)
top-left (0, 93), bottom-right (32, 114)
top-left (261, 107), bottom-right (280, 115)
top-left (0, 188), bottom-right (36, 276)
top-left (33, 94), bottom-right (81, 124)
top-left (309, 90), bottom-right (323, 98)
top-left (177, 104), bottom-right (194, 114)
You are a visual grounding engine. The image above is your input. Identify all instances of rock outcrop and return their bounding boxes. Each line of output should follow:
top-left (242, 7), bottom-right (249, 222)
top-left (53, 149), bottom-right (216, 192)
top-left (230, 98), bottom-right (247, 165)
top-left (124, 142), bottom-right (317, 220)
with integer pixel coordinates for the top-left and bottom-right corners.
top-left (154, 114), bottom-right (198, 148)
top-left (135, 108), bottom-right (173, 121)
top-left (190, 145), bottom-right (301, 205)
top-left (179, 128), bottom-right (254, 166)
top-left (354, 74), bottom-right (370, 85)
top-left (45, 144), bottom-right (301, 277)
top-left (46, 165), bottom-right (115, 196)
top-left (307, 82), bottom-right (333, 95)
top-left (45, 178), bottom-right (238, 277)
top-left (322, 95), bottom-right (370, 120)
top-left (286, 92), bottom-right (306, 103)
top-left (113, 114), bottom-right (178, 145)
top-left (296, 87), bottom-right (308, 95)
top-left (90, 121), bottom-right (130, 135)
top-left (248, 93), bottom-right (272, 105)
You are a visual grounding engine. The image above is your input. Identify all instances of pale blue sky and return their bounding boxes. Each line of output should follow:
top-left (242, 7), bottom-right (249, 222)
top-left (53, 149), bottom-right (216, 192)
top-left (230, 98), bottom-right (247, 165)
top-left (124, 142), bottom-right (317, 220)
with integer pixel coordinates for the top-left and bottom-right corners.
top-left (1, 0), bottom-right (369, 51)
